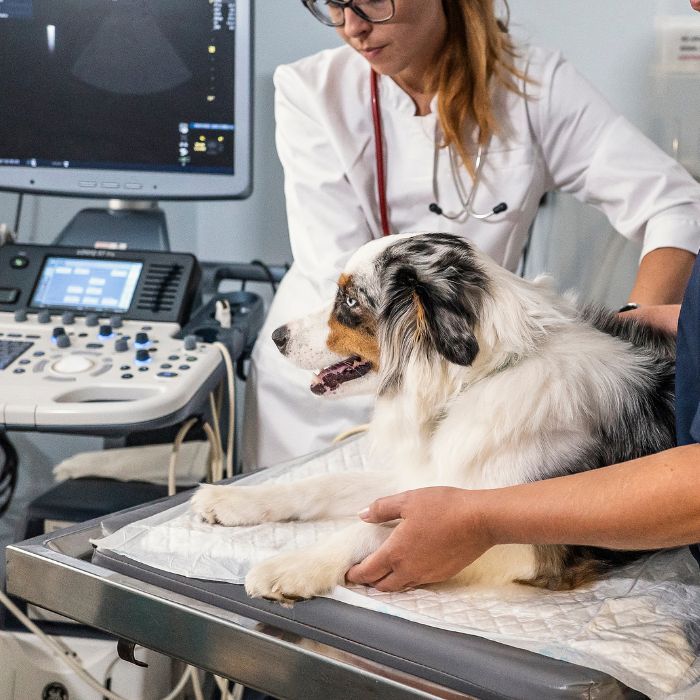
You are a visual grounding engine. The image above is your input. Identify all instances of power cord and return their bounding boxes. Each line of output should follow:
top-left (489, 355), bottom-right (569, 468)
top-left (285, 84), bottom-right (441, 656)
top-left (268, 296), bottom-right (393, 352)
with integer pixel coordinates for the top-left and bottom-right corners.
top-left (0, 431), bottom-right (18, 517)
top-left (13, 192), bottom-right (23, 238)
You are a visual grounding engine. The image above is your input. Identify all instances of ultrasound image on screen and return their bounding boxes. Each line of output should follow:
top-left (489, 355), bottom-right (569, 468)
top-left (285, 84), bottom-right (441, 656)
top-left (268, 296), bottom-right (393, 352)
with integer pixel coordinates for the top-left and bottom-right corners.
top-left (0, 0), bottom-right (237, 174)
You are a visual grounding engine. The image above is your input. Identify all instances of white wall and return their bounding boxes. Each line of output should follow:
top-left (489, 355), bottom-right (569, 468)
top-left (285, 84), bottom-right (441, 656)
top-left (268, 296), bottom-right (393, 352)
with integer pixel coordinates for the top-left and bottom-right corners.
top-left (509, 0), bottom-right (698, 305)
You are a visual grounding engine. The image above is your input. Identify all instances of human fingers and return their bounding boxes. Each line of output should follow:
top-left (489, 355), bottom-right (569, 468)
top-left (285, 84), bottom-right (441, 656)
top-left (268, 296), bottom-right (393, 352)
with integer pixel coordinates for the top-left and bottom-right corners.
top-left (372, 571), bottom-right (416, 593)
top-left (345, 549), bottom-right (393, 585)
top-left (358, 492), bottom-right (407, 523)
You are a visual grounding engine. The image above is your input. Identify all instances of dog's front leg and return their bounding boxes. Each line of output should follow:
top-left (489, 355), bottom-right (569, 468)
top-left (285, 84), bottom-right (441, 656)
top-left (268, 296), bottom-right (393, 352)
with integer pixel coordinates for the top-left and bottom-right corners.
top-left (190, 471), bottom-right (401, 526)
top-left (245, 521), bottom-right (393, 603)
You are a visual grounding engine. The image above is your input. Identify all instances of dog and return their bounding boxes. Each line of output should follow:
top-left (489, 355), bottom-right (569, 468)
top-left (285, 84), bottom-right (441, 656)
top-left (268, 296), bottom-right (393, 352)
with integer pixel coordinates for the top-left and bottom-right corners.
top-left (191, 232), bottom-right (675, 603)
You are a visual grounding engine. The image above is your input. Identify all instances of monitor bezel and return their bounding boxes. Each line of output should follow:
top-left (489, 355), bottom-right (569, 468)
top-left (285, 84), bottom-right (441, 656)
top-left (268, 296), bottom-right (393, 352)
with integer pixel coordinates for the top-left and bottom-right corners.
top-left (0, 1), bottom-right (253, 201)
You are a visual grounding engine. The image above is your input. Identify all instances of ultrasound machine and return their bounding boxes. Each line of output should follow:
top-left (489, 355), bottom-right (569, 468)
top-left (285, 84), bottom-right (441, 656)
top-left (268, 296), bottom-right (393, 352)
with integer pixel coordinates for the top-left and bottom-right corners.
top-left (0, 1), bottom-right (647, 699)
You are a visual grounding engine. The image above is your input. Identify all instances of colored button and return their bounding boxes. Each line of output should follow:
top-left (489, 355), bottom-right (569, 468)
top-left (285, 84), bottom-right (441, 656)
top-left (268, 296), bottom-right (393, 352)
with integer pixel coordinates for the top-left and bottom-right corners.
top-left (10, 256), bottom-right (28, 269)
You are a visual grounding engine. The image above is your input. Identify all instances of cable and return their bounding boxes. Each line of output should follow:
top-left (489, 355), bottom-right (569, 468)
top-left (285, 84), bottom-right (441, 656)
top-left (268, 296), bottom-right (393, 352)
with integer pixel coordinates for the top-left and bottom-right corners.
top-left (214, 341), bottom-right (236, 478)
top-left (202, 421), bottom-right (224, 483)
top-left (332, 424), bottom-right (370, 443)
top-left (249, 259), bottom-right (278, 293)
top-left (167, 417), bottom-right (199, 497)
top-left (0, 430), bottom-right (18, 517)
top-left (209, 393), bottom-right (223, 465)
top-left (215, 674), bottom-right (238, 700)
top-left (13, 192), bottom-right (23, 237)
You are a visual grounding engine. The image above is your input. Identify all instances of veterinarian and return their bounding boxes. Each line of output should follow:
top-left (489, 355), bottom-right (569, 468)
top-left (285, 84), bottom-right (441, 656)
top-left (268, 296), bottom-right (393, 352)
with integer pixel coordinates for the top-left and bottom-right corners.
top-left (243, 0), bottom-right (700, 469)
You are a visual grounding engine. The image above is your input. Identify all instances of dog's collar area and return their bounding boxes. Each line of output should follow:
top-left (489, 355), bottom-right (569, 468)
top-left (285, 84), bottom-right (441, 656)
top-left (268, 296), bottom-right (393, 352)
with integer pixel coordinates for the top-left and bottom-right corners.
top-left (311, 355), bottom-right (372, 395)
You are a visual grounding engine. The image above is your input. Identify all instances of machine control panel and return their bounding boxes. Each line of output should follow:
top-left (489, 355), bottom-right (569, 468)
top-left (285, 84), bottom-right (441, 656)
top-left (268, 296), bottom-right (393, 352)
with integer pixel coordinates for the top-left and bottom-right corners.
top-left (0, 244), bottom-right (247, 435)
top-left (0, 312), bottom-right (223, 433)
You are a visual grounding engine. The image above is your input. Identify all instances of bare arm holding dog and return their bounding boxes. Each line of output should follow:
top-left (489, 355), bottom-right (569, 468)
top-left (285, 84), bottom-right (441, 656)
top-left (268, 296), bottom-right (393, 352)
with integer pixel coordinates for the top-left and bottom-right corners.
top-left (346, 444), bottom-right (700, 591)
top-left (627, 247), bottom-right (695, 306)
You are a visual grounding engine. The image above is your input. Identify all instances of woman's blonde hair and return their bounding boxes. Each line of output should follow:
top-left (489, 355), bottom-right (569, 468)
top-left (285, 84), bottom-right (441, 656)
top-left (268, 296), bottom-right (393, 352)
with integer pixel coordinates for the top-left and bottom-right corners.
top-left (429, 0), bottom-right (528, 177)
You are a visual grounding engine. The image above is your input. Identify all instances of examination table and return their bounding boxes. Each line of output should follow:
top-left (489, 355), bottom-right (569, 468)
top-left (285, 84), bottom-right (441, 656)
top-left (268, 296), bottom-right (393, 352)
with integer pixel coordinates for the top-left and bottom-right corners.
top-left (5, 489), bottom-right (646, 700)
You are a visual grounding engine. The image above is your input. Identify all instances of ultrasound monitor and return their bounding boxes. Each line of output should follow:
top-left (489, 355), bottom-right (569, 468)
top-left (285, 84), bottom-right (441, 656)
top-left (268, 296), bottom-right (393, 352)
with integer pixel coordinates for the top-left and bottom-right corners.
top-left (0, 0), bottom-right (252, 202)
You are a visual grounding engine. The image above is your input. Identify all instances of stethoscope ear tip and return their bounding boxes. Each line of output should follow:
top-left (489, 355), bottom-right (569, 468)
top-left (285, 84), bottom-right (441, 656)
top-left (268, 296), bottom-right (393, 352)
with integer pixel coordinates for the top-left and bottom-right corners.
top-left (428, 202), bottom-right (443, 215)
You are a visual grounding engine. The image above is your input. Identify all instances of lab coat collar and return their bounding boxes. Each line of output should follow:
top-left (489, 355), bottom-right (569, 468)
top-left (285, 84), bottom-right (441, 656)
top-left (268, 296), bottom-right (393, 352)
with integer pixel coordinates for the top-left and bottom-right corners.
top-left (379, 73), bottom-right (439, 117)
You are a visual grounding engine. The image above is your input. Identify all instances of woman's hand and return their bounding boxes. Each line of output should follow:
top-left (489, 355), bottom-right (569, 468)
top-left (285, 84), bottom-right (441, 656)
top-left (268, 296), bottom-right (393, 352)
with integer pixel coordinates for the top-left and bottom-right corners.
top-left (345, 487), bottom-right (493, 591)
top-left (620, 304), bottom-right (681, 335)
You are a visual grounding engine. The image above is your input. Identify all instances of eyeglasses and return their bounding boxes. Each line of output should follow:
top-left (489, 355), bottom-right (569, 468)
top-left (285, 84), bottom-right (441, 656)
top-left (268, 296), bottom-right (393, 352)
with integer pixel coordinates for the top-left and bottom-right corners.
top-left (301, 0), bottom-right (395, 27)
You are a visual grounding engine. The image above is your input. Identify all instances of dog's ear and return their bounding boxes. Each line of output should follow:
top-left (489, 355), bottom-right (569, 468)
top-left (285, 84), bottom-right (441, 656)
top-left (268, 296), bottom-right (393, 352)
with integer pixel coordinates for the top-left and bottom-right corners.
top-left (381, 262), bottom-right (481, 367)
top-left (413, 278), bottom-right (480, 366)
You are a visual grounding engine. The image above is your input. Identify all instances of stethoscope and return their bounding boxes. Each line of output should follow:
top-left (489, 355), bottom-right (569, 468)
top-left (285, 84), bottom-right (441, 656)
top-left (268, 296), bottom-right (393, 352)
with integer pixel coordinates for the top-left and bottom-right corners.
top-left (370, 69), bottom-right (508, 236)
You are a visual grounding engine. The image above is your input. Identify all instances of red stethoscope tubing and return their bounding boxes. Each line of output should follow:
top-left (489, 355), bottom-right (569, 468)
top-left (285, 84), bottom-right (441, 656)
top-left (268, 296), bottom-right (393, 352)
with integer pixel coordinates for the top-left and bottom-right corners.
top-left (370, 69), bottom-right (391, 236)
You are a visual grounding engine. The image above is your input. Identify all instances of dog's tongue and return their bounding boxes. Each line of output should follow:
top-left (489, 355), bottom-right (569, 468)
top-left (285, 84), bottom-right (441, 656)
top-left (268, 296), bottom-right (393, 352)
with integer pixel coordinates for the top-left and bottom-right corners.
top-left (311, 355), bottom-right (372, 395)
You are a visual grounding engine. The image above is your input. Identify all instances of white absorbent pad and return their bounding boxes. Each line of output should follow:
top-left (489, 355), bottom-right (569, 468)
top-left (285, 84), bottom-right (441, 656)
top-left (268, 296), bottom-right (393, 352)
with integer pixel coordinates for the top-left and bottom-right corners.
top-left (53, 441), bottom-right (210, 486)
top-left (93, 436), bottom-right (700, 699)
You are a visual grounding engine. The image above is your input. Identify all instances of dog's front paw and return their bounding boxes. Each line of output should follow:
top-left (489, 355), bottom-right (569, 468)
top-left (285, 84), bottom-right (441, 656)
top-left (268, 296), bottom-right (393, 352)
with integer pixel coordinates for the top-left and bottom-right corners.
top-left (245, 550), bottom-right (343, 604)
top-left (190, 484), bottom-right (274, 526)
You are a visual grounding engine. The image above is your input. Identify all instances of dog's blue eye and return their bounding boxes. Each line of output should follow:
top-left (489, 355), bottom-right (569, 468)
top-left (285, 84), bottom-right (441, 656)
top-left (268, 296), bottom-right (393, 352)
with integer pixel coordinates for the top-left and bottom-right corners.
top-left (345, 296), bottom-right (358, 308)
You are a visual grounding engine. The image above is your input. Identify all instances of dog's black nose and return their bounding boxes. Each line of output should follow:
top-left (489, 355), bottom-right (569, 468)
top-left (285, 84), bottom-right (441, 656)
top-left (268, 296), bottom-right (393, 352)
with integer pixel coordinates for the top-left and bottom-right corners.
top-left (272, 325), bottom-right (289, 353)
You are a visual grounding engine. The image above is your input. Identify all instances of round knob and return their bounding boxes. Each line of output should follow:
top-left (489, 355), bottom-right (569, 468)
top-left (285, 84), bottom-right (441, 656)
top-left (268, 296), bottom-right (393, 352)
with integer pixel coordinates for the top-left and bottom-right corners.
top-left (183, 335), bottom-right (198, 351)
top-left (135, 348), bottom-right (151, 363)
top-left (52, 326), bottom-right (66, 337)
top-left (61, 311), bottom-right (76, 325)
top-left (85, 313), bottom-right (99, 327)
top-left (37, 309), bottom-right (51, 324)
top-left (52, 355), bottom-right (94, 374)
top-left (98, 324), bottom-right (114, 338)
top-left (134, 332), bottom-right (150, 346)
top-left (110, 315), bottom-right (123, 329)
top-left (56, 334), bottom-right (71, 349)
top-left (114, 337), bottom-right (129, 353)
top-left (14, 309), bottom-right (27, 322)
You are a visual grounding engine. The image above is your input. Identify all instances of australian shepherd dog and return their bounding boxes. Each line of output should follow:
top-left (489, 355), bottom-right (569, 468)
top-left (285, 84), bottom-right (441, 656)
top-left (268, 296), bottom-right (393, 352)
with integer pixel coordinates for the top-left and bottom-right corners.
top-left (192, 232), bottom-right (675, 603)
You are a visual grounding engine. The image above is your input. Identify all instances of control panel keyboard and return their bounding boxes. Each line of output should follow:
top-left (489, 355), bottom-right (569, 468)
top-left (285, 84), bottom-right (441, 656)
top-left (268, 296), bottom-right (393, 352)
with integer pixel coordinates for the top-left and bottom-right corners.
top-left (0, 311), bottom-right (223, 434)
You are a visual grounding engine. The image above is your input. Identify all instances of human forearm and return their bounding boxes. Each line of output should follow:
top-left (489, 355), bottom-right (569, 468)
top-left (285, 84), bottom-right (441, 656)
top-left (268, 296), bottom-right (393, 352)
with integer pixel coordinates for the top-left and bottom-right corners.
top-left (627, 247), bottom-right (695, 304)
top-left (481, 445), bottom-right (700, 551)
top-left (345, 445), bottom-right (700, 590)
top-left (622, 304), bottom-right (680, 334)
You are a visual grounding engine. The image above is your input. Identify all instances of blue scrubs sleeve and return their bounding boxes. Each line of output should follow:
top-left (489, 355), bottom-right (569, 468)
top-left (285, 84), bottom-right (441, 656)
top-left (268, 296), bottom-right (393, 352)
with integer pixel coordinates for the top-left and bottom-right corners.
top-left (676, 251), bottom-right (700, 565)
top-left (677, 253), bottom-right (700, 446)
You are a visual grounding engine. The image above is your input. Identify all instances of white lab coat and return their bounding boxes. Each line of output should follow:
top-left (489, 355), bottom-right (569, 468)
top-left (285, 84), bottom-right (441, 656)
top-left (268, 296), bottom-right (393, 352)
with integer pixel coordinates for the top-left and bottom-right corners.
top-left (242, 44), bottom-right (700, 469)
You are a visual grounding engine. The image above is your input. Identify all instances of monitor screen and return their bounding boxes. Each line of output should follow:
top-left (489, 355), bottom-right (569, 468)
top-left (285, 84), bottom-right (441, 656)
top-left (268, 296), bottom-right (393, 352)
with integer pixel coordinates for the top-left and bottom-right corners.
top-left (0, 0), bottom-right (252, 200)
top-left (31, 256), bottom-right (144, 312)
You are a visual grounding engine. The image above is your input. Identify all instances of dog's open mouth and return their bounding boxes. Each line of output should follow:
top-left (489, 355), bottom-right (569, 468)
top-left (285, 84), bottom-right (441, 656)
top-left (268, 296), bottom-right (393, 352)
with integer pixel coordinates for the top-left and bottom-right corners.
top-left (311, 355), bottom-right (372, 395)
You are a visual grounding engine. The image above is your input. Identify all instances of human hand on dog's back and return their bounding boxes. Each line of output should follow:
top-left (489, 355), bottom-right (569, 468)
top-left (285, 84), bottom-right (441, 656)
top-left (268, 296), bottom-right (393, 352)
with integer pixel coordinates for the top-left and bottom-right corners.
top-left (619, 304), bottom-right (681, 335)
top-left (345, 487), bottom-right (494, 591)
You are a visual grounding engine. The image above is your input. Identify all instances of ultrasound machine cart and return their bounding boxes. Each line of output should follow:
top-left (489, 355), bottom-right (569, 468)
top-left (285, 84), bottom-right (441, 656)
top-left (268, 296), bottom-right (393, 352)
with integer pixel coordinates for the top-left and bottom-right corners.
top-left (5, 489), bottom-right (645, 700)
